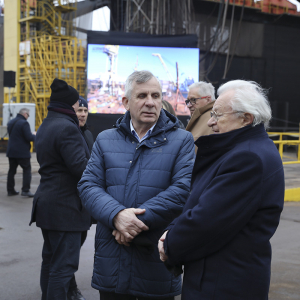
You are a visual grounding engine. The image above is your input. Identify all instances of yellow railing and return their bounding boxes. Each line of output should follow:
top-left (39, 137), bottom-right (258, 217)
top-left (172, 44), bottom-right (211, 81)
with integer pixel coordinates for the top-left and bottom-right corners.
top-left (268, 132), bottom-right (300, 164)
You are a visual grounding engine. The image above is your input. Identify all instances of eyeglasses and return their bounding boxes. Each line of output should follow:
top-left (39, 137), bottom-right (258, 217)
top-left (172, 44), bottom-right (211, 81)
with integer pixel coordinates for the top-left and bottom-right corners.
top-left (185, 96), bottom-right (210, 106)
top-left (210, 110), bottom-right (244, 121)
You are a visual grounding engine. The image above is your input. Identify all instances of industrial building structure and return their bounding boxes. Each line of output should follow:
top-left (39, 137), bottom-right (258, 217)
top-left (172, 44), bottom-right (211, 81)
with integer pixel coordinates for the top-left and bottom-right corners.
top-left (2, 0), bottom-right (300, 130)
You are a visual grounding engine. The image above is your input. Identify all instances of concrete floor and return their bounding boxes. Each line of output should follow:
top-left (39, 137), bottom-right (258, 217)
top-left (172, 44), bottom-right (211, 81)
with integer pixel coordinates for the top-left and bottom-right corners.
top-left (0, 153), bottom-right (300, 299)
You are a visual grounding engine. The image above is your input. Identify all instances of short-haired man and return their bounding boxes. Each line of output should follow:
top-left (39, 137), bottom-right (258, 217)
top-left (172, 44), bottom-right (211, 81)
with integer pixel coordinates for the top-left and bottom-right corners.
top-left (78, 70), bottom-right (195, 300)
top-left (77, 96), bottom-right (94, 153)
top-left (159, 80), bottom-right (284, 300)
top-left (185, 82), bottom-right (215, 151)
top-left (6, 108), bottom-right (36, 197)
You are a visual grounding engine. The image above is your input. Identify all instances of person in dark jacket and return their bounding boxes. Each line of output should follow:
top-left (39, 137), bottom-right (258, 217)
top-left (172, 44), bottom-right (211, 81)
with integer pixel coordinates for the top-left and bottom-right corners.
top-left (159, 80), bottom-right (285, 300)
top-left (77, 96), bottom-right (94, 153)
top-left (78, 70), bottom-right (195, 300)
top-left (30, 78), bottom-right (91, 300)
top-left (6, 108), bottom-right (36, 197)
top-left (66, 96), bottom-right (94, 299)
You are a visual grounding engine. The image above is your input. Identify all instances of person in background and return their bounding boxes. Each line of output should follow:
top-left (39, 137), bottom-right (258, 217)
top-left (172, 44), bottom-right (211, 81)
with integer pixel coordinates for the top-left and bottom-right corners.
top-left (159, 80), bottom-right (285, 300)
top-left (30, 78), bottom-right (91, 300)
top-left (78, 70), bottom-right (194, 300)
top-left (77, 96), bottom-right (94, 153)
top-left (185, 81), bottom-right (215, 152)
top-left (6, 107), bottom-right (36, 197)
top-left (67, 96), bottom-right (94, 300)
top-left (162, 100), bottom-right (185, 129)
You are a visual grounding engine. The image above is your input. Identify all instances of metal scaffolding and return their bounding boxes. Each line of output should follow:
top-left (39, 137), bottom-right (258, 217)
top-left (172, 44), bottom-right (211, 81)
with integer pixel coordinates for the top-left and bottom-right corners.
top-left (12, 0), bottom-right (86, 130)
top-left (122, 0), bottom-right (193, 35)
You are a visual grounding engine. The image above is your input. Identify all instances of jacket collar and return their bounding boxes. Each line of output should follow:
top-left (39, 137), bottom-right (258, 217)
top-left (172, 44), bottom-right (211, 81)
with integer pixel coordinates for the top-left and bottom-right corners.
top-left (116, 109), bottom-right (178, 146)
top-left (17, 113), bottom-right (26, 120)
top-left (195, 123), bottom-right (268, 153)
top-left (186, 101), bottom-right (214, 131)
top-left (46, 110), bottom-right (78, 125)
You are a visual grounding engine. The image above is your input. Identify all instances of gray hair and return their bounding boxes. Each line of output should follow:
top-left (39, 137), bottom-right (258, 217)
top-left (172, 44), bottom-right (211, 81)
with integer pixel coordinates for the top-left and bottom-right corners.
top-left (218, 80), bottom-right (272, 129)
top-left (19, 108), bottom-right (30, 115)
top-left (189, 81), bottom-right (216, 101)
top-left (124, 70), bottom-right (162, 99)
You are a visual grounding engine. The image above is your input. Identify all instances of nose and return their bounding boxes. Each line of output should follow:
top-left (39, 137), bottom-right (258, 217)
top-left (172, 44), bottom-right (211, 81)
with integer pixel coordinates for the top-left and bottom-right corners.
top-left (207, 115), bottom-right (216, 127)
top-left (145, 96), bottom-right (155, 106)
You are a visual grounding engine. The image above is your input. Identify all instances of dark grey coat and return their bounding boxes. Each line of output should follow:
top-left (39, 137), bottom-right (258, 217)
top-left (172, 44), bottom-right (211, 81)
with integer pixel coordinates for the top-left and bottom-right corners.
top-left (6, 114), bottom-right (35, 158)
top-left (81, 124), bottom-right (94, 153)
top-left (30, 111), bottom-right (91, 231)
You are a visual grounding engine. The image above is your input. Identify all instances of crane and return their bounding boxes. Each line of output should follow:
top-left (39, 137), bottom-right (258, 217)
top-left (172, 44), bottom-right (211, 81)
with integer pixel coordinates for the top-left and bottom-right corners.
top-left (152, 53), bottom-right (175, 86)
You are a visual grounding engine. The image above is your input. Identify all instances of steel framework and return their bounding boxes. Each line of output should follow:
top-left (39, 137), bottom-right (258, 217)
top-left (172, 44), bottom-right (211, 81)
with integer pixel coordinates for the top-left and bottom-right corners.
top-left (5, 0), bottom-right (86, 130)
top-left (123, 0), bottom-right (193, 35)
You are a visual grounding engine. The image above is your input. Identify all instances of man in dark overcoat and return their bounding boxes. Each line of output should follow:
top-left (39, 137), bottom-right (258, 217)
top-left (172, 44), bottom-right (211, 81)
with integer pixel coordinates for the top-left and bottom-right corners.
top-left (159, 80), bottom-right (285, 300)
top-left (30, 78), bottom-right (91, 300)
top-left (6, 107), bottom-right (36, 197)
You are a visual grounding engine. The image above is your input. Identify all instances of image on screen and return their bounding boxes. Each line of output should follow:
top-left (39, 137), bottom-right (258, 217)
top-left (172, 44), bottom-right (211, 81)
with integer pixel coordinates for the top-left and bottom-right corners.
top-left (87, 44), bottom-right (199, 115)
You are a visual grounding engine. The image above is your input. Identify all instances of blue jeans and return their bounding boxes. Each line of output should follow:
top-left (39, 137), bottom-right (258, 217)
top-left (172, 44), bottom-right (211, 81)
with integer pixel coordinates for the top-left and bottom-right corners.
top-left (40, 229), bottom-right (82, 300)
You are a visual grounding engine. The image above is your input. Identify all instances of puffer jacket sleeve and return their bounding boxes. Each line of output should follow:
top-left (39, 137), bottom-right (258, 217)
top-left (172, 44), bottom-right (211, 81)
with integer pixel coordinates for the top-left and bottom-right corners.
top-left (137, 132), bottom-right (195, 229)
top-left (78, 137), bottom-right (127, 229)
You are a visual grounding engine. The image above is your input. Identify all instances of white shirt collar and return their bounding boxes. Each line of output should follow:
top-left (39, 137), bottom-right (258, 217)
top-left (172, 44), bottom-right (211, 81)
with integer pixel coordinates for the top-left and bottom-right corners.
top-left (130, 120), bottom-right (156, 142)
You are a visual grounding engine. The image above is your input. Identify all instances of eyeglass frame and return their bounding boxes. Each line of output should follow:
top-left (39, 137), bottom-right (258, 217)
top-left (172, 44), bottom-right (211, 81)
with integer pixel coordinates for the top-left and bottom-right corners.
top-left (185, 96), bottom-right (210, 106)
top-left (210, 109), bottom-right (244, 121)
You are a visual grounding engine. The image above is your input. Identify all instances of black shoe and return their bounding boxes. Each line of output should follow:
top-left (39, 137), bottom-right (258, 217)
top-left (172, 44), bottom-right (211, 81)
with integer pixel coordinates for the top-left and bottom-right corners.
top-left (21, 191), bottom-right (34, 197)
top-left (67, 288), bottom-right (86, 300)
top-left (7, 190), bottom-right (19, 196)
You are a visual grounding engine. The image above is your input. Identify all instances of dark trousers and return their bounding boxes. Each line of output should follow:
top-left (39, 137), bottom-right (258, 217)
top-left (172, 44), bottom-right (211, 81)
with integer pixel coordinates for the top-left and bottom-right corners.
top-left (40, 229), bottom-right (82, 300)
top-left (7, 157), bottom-right (31, 192)
top-left (69, 231), bottom-right (87, 290)
top-left (100, 292), bottom-right (175, 300)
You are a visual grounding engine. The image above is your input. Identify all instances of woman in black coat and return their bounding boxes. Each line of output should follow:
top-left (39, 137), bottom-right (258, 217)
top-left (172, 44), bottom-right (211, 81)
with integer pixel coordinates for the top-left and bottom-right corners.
top-left (159, 80), bottom-right (285, 300)
top-left (30, 79), bottom-right (91, 300)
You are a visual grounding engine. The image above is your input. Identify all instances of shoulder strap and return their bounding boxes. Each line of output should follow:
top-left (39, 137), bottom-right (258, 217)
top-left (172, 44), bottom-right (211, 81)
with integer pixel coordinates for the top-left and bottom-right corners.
top-left (8, 118), bottom-right (21, 136)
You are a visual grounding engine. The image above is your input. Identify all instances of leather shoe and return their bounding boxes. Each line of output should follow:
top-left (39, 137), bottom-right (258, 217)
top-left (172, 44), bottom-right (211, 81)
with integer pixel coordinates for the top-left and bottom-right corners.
top-left (21, 191), bottom-right (34, 197)
top-left (8, 190), bottom-right (19, 196)
top-left (67, 288), bottom-right (86, 300)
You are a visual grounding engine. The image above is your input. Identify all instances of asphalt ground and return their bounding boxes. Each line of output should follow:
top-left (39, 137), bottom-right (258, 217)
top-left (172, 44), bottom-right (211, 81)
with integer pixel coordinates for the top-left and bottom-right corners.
top-left (0, 152), bottom-right (300, 300)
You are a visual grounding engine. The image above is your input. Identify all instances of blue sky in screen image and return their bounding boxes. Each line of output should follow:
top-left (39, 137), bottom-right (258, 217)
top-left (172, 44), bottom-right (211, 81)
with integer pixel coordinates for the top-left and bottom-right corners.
top-left (87, 44), bottom-right (199, 83)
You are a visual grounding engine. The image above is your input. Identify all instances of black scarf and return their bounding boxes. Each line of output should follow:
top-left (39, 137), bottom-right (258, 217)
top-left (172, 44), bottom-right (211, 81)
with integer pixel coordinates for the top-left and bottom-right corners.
top-left (48, 101), bottom-right (79, 127)
top-left (47, 101), bottom-right (90, 155)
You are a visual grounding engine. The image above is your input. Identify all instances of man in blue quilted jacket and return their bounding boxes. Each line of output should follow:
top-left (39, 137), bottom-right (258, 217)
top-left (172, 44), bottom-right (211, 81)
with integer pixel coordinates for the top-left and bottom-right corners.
top-left (78, 70), bottom-right (195, 300)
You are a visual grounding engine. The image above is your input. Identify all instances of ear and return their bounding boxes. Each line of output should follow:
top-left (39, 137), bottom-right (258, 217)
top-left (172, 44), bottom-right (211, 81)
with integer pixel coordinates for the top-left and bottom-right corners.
top-left (242, 113), bottom-right (254, 126)
top-left (206, 96), bottom-right (212, 104)
top-left (122, 97), bottom-right (130, 111)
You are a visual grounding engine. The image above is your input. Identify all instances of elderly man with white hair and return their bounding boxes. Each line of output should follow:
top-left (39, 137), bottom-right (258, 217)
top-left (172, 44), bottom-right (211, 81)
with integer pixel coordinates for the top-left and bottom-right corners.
top-left (159, 80), bottom-right (285, 300)
top-left (185, 81), bottom-right (215, 152)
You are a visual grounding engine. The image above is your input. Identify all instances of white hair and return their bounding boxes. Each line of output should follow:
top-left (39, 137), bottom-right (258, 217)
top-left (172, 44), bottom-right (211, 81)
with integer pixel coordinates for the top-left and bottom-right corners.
top-left (125, 70), bottom-right (162, 99)
top-left (218, 80), bottom-right (272, 129)
top-left (19, 108), bottom-right (29, 115)
top-left (189, 81), bottom-right (216, 101)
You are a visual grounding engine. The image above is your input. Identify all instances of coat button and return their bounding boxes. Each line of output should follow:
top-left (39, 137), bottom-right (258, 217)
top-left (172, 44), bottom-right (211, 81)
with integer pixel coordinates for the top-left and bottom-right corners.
top-left (136, 147), bottom-right (138, 150)
top-left (154, 141), bottom-right (156, 144)
top-left (129, 161), bottom-right (132, 163)
top-left (132, 141), bottom-right (135, 144)
top-left (164, 138), bottom-right (166, 140)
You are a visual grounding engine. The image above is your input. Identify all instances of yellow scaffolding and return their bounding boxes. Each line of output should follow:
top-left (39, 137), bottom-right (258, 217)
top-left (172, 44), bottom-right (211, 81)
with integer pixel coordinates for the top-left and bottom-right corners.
top-left (5, 0), bottom-right (86, 130)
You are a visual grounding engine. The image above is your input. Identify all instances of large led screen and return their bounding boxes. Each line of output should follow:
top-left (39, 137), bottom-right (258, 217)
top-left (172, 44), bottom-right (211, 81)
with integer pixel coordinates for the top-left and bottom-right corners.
top-left (87, 44), bottom-right (199, 115)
